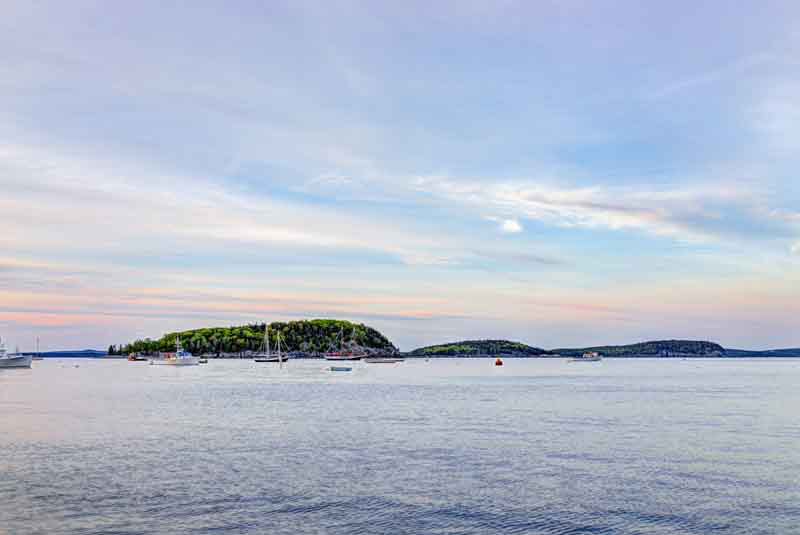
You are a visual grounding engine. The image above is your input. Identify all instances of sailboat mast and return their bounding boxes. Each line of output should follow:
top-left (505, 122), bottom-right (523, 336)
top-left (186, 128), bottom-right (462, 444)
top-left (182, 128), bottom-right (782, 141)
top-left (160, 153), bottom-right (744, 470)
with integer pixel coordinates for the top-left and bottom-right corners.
top-left (277, 332), bottom-right (283, 367)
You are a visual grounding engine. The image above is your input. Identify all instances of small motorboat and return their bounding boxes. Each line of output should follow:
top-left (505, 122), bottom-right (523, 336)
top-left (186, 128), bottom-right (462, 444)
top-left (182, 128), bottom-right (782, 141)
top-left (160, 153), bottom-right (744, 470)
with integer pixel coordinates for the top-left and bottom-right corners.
top-left (495, 358), bottom-right (504, 366)
top-left (570, 352), bottom-right (602, 362)
top-left (198, 358), bottom-right (208, 364)
top-left (329, 366), bottom-right (353, 372)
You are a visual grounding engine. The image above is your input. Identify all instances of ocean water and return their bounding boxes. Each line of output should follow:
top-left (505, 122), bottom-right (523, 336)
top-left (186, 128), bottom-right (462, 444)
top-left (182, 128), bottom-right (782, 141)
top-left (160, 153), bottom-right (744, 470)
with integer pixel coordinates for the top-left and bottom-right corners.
top-left (1, 358), bottom-right (799, 534)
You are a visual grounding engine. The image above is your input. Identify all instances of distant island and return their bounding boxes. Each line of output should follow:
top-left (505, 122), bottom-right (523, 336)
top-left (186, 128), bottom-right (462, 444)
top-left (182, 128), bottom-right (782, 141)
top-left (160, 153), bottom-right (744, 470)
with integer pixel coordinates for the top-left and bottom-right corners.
top-left (410, 339), bottom-right (724, 358)
top-left (552, 340), bottom-right (725, 358)
top-left (110, 319), bottom-right (398, 357)
top-left (102, 319), bottom-right (799, 359)
top-left (410, 340), bottom-right (549, 357)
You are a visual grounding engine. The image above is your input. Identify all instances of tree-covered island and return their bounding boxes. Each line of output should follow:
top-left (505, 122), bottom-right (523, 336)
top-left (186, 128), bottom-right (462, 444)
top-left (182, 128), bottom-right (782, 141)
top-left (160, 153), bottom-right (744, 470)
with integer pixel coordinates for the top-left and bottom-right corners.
top-left (111, 319), bottom-right (397, 357)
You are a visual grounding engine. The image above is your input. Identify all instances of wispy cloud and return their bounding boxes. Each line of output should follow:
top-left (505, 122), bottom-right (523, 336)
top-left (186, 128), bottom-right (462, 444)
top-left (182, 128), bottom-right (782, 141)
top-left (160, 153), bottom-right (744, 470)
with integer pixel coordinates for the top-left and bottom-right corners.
top-left (644, 53), bottom-right (774, 100)
top-left (418, 176), bottom-right (781, 244)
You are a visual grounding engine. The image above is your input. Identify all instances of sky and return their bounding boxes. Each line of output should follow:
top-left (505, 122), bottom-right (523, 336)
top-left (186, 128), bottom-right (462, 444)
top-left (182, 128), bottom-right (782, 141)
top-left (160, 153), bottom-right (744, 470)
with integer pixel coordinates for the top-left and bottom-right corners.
top-left (2, 0), bottom-right (799, 351)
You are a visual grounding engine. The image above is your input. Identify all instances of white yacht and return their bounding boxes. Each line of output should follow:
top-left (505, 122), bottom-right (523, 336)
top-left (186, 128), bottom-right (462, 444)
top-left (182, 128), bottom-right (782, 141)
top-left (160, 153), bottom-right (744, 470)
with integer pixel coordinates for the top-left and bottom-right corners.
top-left (0, 338), bottom-right (32, 368)
top-left (149, 336), bottom-right (199, 366)
top-left (570, 351), bottom-right (603, 362)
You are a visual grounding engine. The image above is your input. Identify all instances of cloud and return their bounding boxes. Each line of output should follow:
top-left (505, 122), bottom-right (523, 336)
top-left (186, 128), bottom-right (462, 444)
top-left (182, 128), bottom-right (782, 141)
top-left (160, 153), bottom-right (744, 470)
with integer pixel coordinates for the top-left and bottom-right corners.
top-left (485, 216), bottom-right (522, 233)
top-left (500, 219), bottom-right (522, 233)
top-left (792, 242), bottom-right (800, 255)
top-left (644, 53), bottom-right (774, 100)
top-left (426, 176), bottom-right (775, 243)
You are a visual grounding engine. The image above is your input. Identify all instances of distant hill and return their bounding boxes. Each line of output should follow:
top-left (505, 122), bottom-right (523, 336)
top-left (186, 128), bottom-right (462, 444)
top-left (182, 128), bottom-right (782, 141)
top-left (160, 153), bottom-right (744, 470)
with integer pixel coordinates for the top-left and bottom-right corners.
top-left (115, 319), bottom-right (397, 356)
top-left (409, 340), bottom-right (549, 357)
top-left (723, 348), bottom-right (800, 358)
top-left (29, 350), bottom-right (107, 358)
top-left (409, 339), bottom-right (727, 358)
top-left (553, 340), bottom-right (724, 358)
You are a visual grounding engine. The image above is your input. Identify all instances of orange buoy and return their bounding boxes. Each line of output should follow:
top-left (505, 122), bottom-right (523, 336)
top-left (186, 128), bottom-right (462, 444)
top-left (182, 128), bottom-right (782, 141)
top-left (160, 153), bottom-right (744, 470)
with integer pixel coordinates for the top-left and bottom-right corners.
top-left (495, 357), bottom-right (503, 366)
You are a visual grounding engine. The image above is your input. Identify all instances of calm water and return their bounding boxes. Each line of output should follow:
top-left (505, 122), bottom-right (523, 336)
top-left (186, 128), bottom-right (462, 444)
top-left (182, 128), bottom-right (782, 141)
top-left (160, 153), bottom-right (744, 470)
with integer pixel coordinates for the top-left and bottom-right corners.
top-left (1, 358), bottom-right (799, 534)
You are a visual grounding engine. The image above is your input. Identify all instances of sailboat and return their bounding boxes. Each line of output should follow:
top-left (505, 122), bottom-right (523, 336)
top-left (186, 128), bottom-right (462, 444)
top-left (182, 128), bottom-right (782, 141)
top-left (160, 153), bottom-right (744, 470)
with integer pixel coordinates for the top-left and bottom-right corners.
top-left (0, 337), bottom-right (32, 368)
top-left (324, 327), bottom-right (366, 361)
top-left (254, 325), bottom-right (288, 364)
top-left (32, 337), bottom-right (43, 360)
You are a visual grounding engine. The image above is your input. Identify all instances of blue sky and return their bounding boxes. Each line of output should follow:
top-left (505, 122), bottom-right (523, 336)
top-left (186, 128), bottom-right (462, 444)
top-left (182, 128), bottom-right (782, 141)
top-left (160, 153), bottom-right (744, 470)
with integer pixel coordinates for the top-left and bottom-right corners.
top-left (1, 1), bottom-right (799, 350)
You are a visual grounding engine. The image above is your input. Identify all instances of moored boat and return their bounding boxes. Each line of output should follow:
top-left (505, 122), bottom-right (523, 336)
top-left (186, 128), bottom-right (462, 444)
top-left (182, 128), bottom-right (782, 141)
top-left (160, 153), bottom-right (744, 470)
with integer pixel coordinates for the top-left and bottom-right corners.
top-left (254, 325), bottom-right (288, 364)
top-left (325, 352), bottom-right (364, 361)
top-left (363, 357), bottom-right (405, 364)
top-left (0, 338), bottom-right (32, 369)
top-left (149, 336), bottom-right (199, 366)
top-left (570, 351), bottom-right (602, 362)
top-left (324, 327), bottom-right (366, 360)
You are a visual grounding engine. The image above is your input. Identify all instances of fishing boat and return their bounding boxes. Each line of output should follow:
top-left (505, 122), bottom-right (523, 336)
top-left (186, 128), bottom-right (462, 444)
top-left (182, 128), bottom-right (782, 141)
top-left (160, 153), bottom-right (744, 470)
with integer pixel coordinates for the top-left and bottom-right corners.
top-left (254, 326), bottom-right (288, 364)
top-left (149, 336), bottom-right (199, 366)
top-left (570, 351), bottom-right (602, 362)
top-left (363, 357), bottom-right (405, 364)
top-left (0, 338), bottom-right (32, 368)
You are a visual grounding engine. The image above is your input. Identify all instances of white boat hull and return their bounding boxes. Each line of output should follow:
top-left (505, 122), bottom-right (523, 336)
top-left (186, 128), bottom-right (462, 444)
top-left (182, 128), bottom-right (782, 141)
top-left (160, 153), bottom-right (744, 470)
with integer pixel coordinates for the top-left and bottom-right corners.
top-left (0, 355), bottom-right (33, 368)
top-left (569, 357), bottom-right (602, 362)
top-left (149, 357), bottom-right (199, 366)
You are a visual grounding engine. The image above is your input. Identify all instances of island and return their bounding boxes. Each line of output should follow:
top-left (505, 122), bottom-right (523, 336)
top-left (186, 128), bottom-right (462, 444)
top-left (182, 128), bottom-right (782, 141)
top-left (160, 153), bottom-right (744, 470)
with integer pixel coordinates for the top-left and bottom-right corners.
top-left (410, 340), bottom-right (549, 357)
top-left (551, 340), bottom-right (725, 358)
top-left (111, 319), bottom-right (398, 357)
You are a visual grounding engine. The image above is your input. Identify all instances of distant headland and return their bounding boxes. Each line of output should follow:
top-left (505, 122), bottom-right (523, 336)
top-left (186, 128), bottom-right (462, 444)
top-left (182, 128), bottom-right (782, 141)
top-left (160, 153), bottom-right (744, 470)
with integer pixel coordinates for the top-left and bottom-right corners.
top-left (91, 319), bottom-right (800, 359)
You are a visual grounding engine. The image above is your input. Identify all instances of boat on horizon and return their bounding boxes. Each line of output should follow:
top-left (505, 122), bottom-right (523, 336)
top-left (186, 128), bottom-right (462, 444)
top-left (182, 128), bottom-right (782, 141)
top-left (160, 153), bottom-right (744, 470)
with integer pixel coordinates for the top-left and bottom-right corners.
top-left (0, 338), bottom-right (32, 369)
top-left (149, 336), bottom-right (199, 366)
top-left (363, 357), bottom-right (405, 364)
top-left (570, 351), bottom-right (603, 362)
top-left (254, 325), bottom-right (288, 364)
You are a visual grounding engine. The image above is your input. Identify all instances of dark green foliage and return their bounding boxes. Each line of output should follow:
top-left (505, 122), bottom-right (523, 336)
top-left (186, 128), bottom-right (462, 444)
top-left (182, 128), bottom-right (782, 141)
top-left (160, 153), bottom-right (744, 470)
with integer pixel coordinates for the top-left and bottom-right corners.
top-left (410, 339), bottom-right (549, 357)
top-left (410, 339), bottom-right (725, 357)
top-left (118, 319), bottom-right (397, 356)
top-left (553, 340), bottom-right (724, 357)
